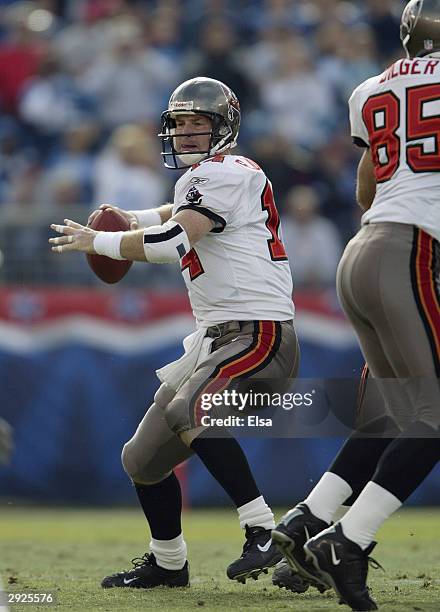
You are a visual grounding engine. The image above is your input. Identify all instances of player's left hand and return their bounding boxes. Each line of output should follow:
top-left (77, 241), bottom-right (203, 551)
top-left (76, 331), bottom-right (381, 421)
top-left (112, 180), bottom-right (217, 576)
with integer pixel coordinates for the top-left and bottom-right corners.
top-left (49, 219), bottom-right (97, 254)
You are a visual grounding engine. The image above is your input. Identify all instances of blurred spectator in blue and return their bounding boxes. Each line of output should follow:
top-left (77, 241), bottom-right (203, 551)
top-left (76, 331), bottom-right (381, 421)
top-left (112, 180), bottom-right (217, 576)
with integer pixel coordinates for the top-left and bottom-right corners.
top-left (149, 0), bottom-right (183, 61)
top-left (260, 34), bottom-right (336, 151)
top-left (312, 133), bottom-right (361, 242)
top-left (93, 124), bottom-right (169, 211)
top-left (245, 0), bottom-right (321, 36)
top-left (38, 167), bottom-right (85, 208)
top-left (366, 0), bottom-right (401, 61)
top-left (79, 16), bottom-right (180, 128)
top-left (317, 25), bottom-right (380, 109)
top-left (185, 19), bottom-right (257, 113)
top-left (19, 49), bottom-right (96, 152)
top-left (250, 133), bottom-right (315, 214)
top-left (282, 185), bottom-right (342, 289)
top-left (0, 116), bottom-right (37, 205)
top-left (37, 122), bottom-right (100, 206)
top-left (241, 25), bottom-right (291, 88)
top-left (54, 3), bottom-right (112, 76)
top-left (183, 0), bottom-right (239, 39)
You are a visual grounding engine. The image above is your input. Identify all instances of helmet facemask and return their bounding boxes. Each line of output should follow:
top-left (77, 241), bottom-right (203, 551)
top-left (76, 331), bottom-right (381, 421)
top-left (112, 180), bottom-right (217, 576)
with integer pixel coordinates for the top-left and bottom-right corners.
top-left (158, 77), bottom-right (241, 170)
top-left (159, 111), bottom-right (237, 170)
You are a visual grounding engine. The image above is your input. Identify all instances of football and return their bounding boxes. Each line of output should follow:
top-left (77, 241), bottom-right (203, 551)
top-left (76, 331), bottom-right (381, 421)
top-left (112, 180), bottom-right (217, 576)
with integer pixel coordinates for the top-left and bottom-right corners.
top-left (86, 208), bottom-right (132, 284)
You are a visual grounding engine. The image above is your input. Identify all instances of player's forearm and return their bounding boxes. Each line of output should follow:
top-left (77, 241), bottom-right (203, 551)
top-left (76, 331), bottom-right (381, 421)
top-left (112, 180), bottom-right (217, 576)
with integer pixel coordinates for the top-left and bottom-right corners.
top-left (120, 210), bottom-right (211, 263)
top-left (130, 204), bottom-right (174, 227)
top-left (120, 229), bottom-right (149, 261)
top-left (158, 204), bottom-right (173, 223)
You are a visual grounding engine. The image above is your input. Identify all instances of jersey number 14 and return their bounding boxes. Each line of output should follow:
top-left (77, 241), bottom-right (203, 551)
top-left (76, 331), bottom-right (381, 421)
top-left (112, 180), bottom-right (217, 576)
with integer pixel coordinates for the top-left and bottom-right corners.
top-left (181, 181), bottom-right (287, 281)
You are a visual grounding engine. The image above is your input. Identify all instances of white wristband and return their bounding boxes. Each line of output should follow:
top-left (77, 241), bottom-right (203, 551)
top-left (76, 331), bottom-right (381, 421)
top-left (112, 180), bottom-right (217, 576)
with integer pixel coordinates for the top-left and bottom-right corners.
top-left (130, 209), bottom-right (162, 228)
top-left (93, 231), bottom-right (126, 260)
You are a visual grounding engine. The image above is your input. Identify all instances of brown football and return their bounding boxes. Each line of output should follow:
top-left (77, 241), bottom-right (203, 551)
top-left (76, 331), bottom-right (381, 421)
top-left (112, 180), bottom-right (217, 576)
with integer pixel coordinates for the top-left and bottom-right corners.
top-left (86, 208), bottom-right (132, 284)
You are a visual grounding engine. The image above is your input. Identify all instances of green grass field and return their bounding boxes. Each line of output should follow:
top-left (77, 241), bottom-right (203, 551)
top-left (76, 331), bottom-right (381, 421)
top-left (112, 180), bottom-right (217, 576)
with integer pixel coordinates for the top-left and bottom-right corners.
top-left (1, 506), bottom-right (439, 611)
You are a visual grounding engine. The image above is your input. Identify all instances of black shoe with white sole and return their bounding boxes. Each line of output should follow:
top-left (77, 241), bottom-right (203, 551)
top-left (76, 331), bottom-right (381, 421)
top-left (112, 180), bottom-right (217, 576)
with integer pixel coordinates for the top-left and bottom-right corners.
top-left (272, 558), bottom-right (310, 593)
top-left (271, 503), bottom-right (330, 592)
top-left (227, 524), bottom-right (282, 583)
top-left (304, 523), bottom-right (379, 611)
top-left (101, 552), bottom-right (189, 589)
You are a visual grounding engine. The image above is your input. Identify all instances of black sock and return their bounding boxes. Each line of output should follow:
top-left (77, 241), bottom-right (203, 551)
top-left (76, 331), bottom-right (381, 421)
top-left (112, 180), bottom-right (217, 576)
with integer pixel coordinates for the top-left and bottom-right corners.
top-left (329, 415), bottom-right (400, 505)
top-left (190, 435), bottom-right (261, 507)
top-left (372, 420), bottom-right (440, 502)
top-left (135, 471), bottom-right (182, 540)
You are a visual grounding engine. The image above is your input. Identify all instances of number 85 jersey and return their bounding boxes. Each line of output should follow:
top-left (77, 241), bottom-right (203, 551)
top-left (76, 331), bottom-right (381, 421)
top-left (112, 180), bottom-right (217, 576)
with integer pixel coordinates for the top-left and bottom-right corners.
top-left (349, 56), bottom-right (440, 242)
top-left (173, 155), bottom-right (295, 326)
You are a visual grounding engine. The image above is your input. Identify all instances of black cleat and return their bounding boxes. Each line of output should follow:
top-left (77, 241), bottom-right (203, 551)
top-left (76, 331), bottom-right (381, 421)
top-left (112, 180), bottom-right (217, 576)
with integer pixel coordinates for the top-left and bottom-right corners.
top-left (304, 523), bottom-right (379, 611)
top-left (227, 524), bottom-right (282, 583)
top-left (101, 552), bottom-right (189, 589)
top-left (272, 558), bottom-right (310, 593)
top-left (271, 503), bottom-right (330, 592)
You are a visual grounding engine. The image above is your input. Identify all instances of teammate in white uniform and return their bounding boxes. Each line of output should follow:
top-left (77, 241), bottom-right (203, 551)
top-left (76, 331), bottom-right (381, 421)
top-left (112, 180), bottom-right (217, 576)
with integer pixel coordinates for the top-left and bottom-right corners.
top-left (272, 2), bottom-right (440, 610)
top-left (49, 78), bottom-right (302, 592)
top-left (350, 55), bottom-right (440, 241)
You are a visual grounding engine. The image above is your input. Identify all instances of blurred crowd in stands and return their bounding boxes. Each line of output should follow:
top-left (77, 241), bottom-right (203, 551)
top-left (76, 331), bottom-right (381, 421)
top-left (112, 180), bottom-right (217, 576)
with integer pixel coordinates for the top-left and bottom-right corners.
top-left (0, 0), bottom-right (403, 288)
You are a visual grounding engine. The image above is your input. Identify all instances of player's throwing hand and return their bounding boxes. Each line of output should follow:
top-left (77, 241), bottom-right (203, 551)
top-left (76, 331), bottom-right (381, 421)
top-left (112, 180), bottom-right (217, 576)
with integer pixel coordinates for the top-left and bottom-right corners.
top-left (49, 219), bottom-right (98, 254)
top-left (88, 204), bottom-right (138, 230)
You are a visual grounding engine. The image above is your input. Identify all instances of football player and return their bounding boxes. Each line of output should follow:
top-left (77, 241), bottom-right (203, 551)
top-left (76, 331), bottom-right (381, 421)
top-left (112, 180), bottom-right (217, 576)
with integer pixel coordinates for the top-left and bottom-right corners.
top-left (49, 78), bottom-right (300, 590)
top-left (272, 2), bottom-right (440, 610)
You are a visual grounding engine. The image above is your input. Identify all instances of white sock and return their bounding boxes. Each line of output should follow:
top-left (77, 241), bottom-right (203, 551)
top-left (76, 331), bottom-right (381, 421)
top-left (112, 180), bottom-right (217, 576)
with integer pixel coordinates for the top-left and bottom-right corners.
top-left (303, 472), bottom-right (353, 524)
top-left (333, 505), bottom-right (350, 522)
top-left (238, 495), bottom-right (275, 530)
top-left (339, 481), bottom-right (402, 550)
top-left (150, 533), bottom-right (187, 570)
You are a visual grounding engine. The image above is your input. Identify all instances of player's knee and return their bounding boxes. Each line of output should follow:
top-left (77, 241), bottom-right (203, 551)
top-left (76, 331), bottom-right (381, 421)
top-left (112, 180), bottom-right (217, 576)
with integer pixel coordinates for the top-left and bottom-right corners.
top-left (121, 441), bottom-right (169, 484)
top-left (163, 397), bottom-right (191, 437)
top-left (121, 441), bottom-right (140, 479)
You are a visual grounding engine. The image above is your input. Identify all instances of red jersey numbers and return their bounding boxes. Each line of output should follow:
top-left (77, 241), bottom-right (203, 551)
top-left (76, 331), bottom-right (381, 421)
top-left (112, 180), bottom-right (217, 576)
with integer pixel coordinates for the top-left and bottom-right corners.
top-left (407, 83), bottom-right (440, 172)
top-left (362, 92), bottom-right (400, 183)
top-left (363, 84), bottom-right (440, 182)
top-left (181, 248), bottom-right (204, 281)
top-left (261, 181), bottom-right (288, 261)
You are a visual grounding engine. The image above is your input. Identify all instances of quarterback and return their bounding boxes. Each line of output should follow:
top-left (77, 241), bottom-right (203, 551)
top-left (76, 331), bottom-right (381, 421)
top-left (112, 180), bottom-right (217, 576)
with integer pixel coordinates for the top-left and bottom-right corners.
top-left (272, 2), bottom-right (440, 610)
top-left (49, 78), bottom-right (299, 589)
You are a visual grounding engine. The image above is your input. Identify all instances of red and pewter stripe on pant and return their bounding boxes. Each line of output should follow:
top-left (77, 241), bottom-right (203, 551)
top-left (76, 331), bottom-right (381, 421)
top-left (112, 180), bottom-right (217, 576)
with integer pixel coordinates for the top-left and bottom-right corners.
top-left (356, 364), bottom-right (370, 424)
top-left (410, 228), bottom-right (440, 377)
top-left (191, 321), bottom-right (282, 427)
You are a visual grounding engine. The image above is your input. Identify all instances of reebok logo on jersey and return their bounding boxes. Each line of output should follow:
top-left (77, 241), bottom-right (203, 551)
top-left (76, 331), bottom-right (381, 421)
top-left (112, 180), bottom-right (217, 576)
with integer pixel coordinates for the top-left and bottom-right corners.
top-left (190, 177), bottom-right (209, 185)
top-left (186, 186), bottom-right (203, 205)
top-left (257, 540), bottom-right (272, 553)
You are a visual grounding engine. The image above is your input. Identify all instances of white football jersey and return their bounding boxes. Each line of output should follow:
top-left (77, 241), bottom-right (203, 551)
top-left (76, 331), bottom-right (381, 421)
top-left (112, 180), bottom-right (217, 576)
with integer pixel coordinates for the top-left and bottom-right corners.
top-left (349, 57), bottom-right (440, 242)
top-left (172, 154), bottom-right (295, 326)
